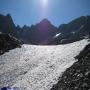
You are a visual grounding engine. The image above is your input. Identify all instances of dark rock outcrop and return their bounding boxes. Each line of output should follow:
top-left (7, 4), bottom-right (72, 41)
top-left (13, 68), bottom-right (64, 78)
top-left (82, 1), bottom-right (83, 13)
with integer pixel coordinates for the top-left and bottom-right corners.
top-left (0, 33), bottom-right (22, 55)
top-left (1, 87), bottom-right (20, 90)
top-left (51, 42), bottom-right (90, 90)
top-left (0, 14), bottom-right (17, 37)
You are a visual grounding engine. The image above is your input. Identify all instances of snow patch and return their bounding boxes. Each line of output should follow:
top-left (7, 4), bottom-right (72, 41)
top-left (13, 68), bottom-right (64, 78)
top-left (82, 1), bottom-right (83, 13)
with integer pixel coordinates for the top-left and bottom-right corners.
top-left (79, 25), bottom-right (84, 30)
top-left (54, 33), bottom-right (61, 38)
top-left (71, 32), bottom-right (75, 34)
top-left (0, 39), bottom-right (88, 90)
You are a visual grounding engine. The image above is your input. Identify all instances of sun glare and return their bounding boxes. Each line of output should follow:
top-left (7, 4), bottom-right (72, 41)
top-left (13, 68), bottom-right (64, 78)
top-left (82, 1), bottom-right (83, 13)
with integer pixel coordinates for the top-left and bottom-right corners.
top-left (42, 0), bottom-right (48, 6)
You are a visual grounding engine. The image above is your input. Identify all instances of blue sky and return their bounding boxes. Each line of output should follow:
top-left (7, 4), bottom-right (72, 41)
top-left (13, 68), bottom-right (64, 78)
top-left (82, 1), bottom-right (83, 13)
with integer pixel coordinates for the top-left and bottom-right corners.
top-left (0, 0), bottom-right (90, 27)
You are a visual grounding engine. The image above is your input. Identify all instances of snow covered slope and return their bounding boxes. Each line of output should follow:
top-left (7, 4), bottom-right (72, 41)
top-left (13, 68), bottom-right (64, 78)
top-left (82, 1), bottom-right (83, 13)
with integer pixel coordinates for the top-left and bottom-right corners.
top-left (0, 39), bottom-right (88, 90)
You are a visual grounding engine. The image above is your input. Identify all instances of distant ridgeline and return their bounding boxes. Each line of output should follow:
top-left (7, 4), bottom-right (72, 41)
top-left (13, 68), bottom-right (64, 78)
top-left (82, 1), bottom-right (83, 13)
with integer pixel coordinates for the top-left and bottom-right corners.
top-left (0, 14), bottom-right (90, 45)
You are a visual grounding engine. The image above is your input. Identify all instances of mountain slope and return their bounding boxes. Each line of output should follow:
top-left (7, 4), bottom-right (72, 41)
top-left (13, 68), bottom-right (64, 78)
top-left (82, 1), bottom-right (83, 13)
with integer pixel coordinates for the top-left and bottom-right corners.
top-left (58, 16), bottom-right (87, 34)
top-left (0, 39), bottom-right (88, 90)
top-left (50, 16), bottom-right (90, 44)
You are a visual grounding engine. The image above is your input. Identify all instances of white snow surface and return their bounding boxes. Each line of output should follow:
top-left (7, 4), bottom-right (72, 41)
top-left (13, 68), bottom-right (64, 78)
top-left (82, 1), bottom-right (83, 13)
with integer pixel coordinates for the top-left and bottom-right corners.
top-left (0, 39), bottom-right (88, 90)
top-left (54, 33), bottom-right (61, 38)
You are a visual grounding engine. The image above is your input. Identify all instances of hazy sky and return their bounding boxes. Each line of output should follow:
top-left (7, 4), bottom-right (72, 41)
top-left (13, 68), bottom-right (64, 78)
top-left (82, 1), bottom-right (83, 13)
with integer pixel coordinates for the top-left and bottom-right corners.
top-left (0, 0), bottom-right (90, 27)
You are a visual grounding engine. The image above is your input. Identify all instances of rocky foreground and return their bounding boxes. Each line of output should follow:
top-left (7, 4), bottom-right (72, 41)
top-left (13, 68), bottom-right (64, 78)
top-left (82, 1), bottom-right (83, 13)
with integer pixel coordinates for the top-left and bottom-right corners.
top-left (51, 41), bottom-right (90, 90)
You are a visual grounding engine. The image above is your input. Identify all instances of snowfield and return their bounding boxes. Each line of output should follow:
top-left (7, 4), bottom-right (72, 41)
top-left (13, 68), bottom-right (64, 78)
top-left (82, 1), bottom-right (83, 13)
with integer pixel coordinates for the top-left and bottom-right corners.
top-left (0, 39), bottom-right (88, 90)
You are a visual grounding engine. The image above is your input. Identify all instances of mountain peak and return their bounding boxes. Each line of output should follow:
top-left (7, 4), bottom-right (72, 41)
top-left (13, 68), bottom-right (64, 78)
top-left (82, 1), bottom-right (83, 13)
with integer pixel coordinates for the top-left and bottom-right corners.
top-left (39, 18), bottom-right (51, 25)
top-left (42, 18), bottom-right (50, 22)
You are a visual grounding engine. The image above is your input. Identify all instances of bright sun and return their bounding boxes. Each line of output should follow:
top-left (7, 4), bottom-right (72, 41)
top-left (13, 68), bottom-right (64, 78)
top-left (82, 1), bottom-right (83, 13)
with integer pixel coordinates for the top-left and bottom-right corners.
top-left (42, 0), bottom-right (48, 6)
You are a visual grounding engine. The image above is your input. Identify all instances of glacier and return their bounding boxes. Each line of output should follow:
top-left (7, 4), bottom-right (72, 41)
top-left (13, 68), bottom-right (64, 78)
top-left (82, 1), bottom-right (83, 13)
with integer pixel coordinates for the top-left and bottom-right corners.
top-left (0, 39), bottom-right (88, 90)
